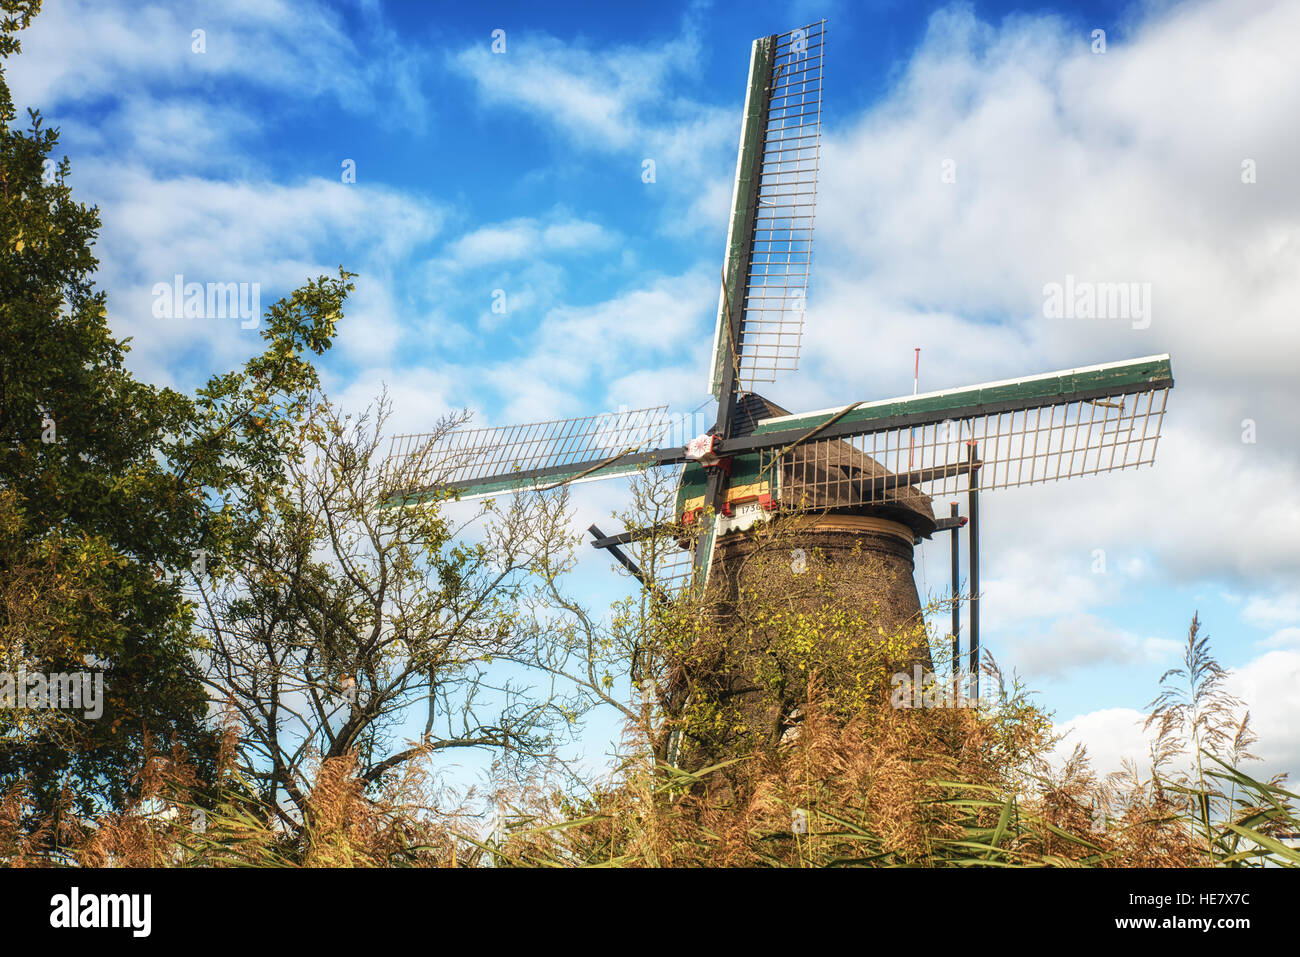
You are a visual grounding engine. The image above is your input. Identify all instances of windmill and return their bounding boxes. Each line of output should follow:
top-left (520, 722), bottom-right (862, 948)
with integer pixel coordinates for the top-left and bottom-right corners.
top-left (386, 20), bottom-right (1174, 704)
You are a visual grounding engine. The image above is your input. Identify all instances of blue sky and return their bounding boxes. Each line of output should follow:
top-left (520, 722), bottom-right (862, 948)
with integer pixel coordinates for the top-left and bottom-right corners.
top-left (9, 0), bottom-right (1300, 784)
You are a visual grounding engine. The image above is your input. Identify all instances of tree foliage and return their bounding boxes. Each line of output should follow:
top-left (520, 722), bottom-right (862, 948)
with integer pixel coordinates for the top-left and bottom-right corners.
top-left (0, 0), bottom-right (354, 818)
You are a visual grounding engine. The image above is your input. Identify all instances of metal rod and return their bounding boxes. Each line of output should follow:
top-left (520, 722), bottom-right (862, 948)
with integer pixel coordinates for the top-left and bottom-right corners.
top-left (967, 443), bottom-right (981, 701)
top-left (589, 524), bottom-right (668, 550)
top-left (694, 471), bottom-right (723, 580)
top-left (588, 524), bottom-right (651, 590)
top-left (950, 501), bottom-right (960, 679)
top-left (843, 458), bottom-right (983, 497)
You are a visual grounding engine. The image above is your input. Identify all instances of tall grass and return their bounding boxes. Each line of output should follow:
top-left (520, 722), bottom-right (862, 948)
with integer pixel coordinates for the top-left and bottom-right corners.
top-left (1, 614), bottom-right (1294, 867)
top-left (471, 616), bottom-right (1297, 868)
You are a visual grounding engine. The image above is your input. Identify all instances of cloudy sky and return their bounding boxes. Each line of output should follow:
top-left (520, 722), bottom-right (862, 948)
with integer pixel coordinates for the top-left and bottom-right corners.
top-left (9, 0), bottom-right (1299, 783)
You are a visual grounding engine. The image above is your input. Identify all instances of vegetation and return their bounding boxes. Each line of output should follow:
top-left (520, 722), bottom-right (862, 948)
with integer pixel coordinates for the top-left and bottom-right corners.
top-left (1, 608), bottom-right (1295, 867)
top-left (433, 612), bottom-right (1300, 868)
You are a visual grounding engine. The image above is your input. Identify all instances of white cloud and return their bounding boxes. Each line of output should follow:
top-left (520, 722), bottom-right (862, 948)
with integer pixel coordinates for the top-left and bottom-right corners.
top-left (7, 0), bottom-right (430, 124)
top-left (327, 364), bottom-right (462, 444)
top-left (1002, 612), bottom-right (1179, 680)
top-left (451, 30), bottom-right (706, 153)
top-left (333, 275), bottom-right (405, 367)
top-left (77, 165), bottom-right (444, 384)
top-left (461, 268), bottom-right (715, 425)
top-left (450, 25), bottom-right (737, 232)
top-left (1051, 706), bottom-right (1155, 778)
top-left (1225, 650), bottom-right (1300, 780)
top-left (51, 94), bottom-right (263, 177)
top-left (445, 215), bottom-right (613, 268)
top-left (1243, 592), bottom-right (1300, 627)
top-left (542, 219), bottom-right (609, 251)
top-left (1260, 627), bottom-right (1300, 649)
top-left (604, 367), bottom-right (710, 419)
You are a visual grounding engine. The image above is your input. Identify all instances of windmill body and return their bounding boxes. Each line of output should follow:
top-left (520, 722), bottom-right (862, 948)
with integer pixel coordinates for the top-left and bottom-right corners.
top-left (387, 21), bottom-right (1175, 736)
top-left (675, 390), bottom-right (937, 675)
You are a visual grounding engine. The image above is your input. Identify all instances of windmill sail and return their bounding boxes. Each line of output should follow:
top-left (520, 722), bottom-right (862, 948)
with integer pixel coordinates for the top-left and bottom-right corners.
top-left (709, 20), bottom-right (825, 398)
top-left (387, 405), bottom-right (678, 505)
top-left (748, 354), bottom-right (1174, 509)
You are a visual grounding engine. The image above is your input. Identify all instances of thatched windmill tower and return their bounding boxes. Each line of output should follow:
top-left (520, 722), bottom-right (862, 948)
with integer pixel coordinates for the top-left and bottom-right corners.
top-left (387, 21), bottom-right (1175, 767)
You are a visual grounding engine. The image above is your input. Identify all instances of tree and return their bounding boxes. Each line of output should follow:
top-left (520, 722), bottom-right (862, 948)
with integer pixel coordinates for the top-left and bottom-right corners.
top-left (195, 391), bottom-right (591, 827)
top-left (0, 2), bottom-right (210, 814)
top-left (0, 0), bottom-right (354, 822)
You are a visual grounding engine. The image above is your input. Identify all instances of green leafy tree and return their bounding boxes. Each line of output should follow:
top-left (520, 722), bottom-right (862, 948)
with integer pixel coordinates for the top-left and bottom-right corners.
top-left (0, 0), bottom-right (353, 824)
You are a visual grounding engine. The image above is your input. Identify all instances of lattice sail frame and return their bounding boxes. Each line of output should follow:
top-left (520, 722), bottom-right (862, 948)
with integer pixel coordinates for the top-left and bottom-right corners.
top-left (757, 358), bottom-right (1172, 510)
top-left (624, 523), bottom-right (706, 599)
top-left (710, 20), bottom-right (825, 396)
top-left (388, 405), bottom-right (672, 502)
